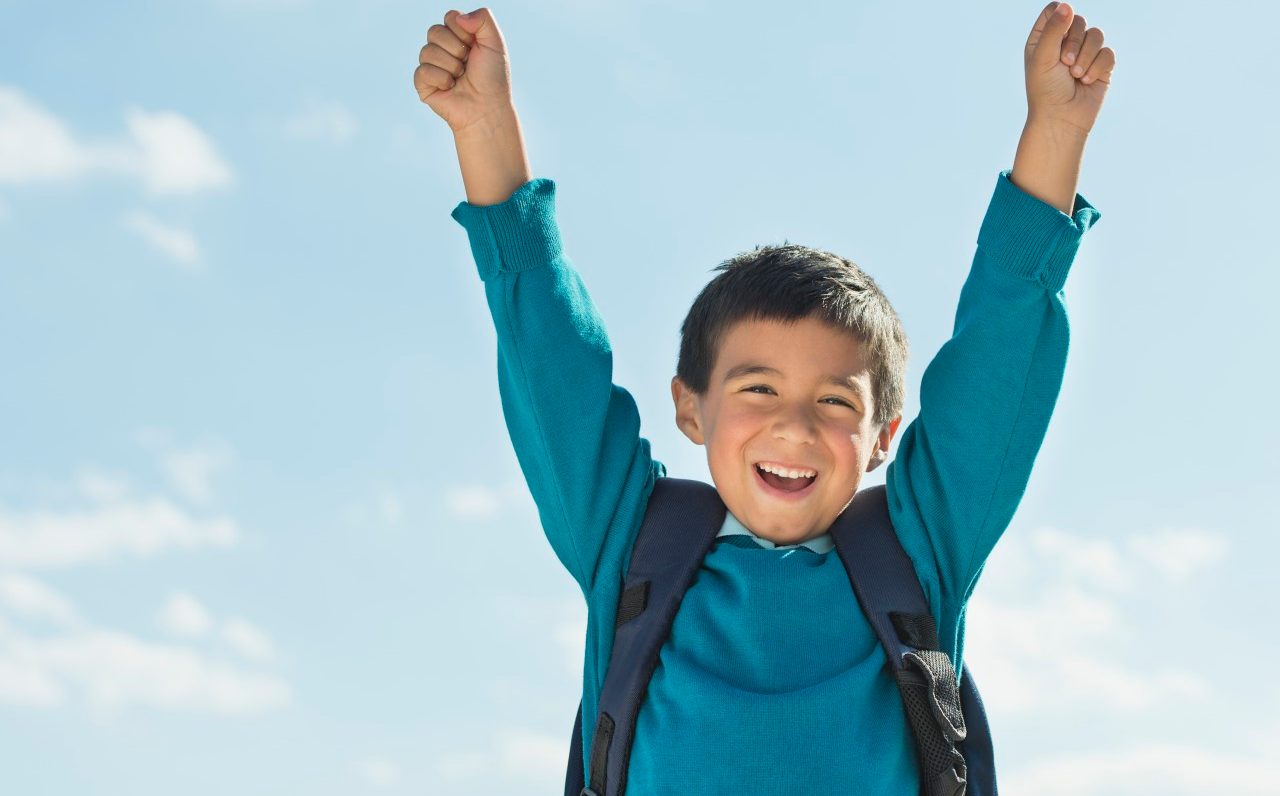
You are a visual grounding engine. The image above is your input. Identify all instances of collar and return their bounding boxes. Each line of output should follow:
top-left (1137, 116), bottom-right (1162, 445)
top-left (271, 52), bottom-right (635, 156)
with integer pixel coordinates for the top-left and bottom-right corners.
top-left (716, 510), bottom-right (835, 554)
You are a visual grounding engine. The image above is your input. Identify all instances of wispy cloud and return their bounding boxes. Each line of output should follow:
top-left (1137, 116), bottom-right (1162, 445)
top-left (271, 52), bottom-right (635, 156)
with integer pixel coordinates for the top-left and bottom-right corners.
top-left (280, 97), bottom-right (359, 144)
top-left (964, 524), bottom-right (1225, 716)
top-left (131, 431), bottom-right (236, 508)
top-left (0, 572), bottom-right (82, 628)
top-left (157, 591), bottom-right (215, 638)
top-left (158, 593), bottom-right (275, 662)
top-left (0, 497), bottom-right (238, 569)
top-left (1003, 742), bottom-right (1280, 795)
top-left (122, 210), bottom-right (202, 270)
top-left (353, 755), bottom-right (401, 788)
top-left (0, 575), bottom-right (288, 714)
top-left (444, 478), bottom-right (531, 521)
top-left (221, 617), bottom-right (275, 662)
top-left (75, 468), bottom-right (133, 503)
top-left (433, 726), bottom-right (567, 789)
top-left (0, 85), bottom-right (234, 196)
top-left (1126, 528), bottom-right (1228, 581)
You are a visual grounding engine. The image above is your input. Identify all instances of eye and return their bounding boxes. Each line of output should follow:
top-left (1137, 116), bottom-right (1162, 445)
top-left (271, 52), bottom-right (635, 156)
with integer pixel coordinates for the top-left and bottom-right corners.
top-left (743, 385), bottom-right (856, 410)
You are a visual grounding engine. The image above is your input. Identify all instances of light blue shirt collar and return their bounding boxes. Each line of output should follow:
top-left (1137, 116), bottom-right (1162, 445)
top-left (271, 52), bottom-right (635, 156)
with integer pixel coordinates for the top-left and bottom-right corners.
top-left (717, 510), bottom-right (835, 554)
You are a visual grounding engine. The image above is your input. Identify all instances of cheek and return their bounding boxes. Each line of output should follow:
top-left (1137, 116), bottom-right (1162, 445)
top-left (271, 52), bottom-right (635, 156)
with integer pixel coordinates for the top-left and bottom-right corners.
top-left (704, 406), bottom-right (761, 464)
top-left (823, 421), bottom-right (866, 464)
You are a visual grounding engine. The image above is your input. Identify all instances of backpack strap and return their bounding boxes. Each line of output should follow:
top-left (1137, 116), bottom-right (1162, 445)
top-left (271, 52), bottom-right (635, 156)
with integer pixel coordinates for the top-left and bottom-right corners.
top-left (831, 483), bottom-right (980, 796)
top-left (572, 476), bottom-right (725, 796)
top-left (564, 478), bottom-right (996, 796)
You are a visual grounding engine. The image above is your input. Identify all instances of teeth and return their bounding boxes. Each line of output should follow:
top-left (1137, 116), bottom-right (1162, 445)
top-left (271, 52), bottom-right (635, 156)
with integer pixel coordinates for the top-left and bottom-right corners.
top-left (757, 463), bottom-right (816, 479)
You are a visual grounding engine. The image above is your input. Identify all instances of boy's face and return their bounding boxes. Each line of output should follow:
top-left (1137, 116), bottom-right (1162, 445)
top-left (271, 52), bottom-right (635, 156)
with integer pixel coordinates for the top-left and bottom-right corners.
top-left (671, 314), bottom-right (902, 547)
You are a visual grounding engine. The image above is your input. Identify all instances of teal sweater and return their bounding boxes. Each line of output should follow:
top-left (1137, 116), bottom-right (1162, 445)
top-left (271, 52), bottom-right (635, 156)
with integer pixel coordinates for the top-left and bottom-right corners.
top-left (450, 170), bottom-right (1101, 793)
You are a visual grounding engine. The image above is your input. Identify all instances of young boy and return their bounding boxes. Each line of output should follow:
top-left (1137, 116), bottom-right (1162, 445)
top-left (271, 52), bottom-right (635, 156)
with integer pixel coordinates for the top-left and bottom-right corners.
top-left (418, 2), bottom-right (1113, 791)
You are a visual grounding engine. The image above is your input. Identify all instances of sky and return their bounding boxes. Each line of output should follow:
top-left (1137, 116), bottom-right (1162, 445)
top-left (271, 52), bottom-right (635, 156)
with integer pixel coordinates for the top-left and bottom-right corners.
top-left (1, 0), bottom-right (1278, 793)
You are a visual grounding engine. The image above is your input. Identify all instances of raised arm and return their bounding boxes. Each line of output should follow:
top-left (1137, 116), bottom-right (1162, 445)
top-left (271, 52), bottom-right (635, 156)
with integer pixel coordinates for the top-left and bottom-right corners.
top-left (421, 9), bottom-right (664, 597)
top-left (885, 1), bottom-right (1113, 660)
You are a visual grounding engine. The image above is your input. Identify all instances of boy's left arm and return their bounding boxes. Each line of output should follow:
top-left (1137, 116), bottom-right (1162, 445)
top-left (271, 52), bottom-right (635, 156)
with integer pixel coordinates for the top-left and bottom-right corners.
top-left (886, 1), bottom-right (1114, 639)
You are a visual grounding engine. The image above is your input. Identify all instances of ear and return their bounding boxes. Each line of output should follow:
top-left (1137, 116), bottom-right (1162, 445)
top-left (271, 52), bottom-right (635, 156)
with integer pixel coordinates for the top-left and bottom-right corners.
top-left (865, 413), bottom-right (903, 472)
top-left (671, 376), bottom-right (706, 445)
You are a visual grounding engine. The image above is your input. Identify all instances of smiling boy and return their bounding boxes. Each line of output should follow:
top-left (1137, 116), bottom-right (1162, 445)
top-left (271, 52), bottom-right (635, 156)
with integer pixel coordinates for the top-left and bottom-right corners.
top-left (423, 1), bottom-right (1113, 792)
top-left (673, 304), bottom-right (901, 549)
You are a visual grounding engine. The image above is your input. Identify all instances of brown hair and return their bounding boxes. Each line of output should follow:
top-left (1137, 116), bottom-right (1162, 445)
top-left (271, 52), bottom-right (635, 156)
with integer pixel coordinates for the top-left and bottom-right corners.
top-left (675, 242), bottom-right (908, 429)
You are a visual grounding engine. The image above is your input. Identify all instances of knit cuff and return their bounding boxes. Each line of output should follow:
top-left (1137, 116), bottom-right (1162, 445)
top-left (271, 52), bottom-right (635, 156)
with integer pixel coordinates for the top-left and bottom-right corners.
top-left (977, 169), bottom-right (1102, 294)
top-left (449, 177), bottom-right (565, 282)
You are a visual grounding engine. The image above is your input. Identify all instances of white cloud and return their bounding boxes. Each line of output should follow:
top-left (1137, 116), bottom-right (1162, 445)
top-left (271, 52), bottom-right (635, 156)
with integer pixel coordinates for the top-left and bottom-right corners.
top-left (3, 625), bottom-right (290, 715)
top-left (221, 617), bottom-right (275, 662)
top-left (433, 727), bottom-right (567, 789)
top-left (0, 86), bottom-right (86, 185)
top-left (445, 485), bottom-right (506, 520)
top-left (1004, 742), bottom-right (1280, 795)
top-left (281, 98), bottom-right (359, 144)
top-left (122, 210), bottom-right (202, 270)
top-left (1028, 525), bottom-right (1130, 591)
top-left (157, 439), bottom-right (235, 506)
top-left (0, 655), bottom-right (66, 706)
top-left (0, 576), bottom-right (288, 715)
top-left (159, 595), bottom-right (275, 661)
top-left (158, 592), bottom-right (214, 638)
top-left (129, 432), bottom-right (236, 506)
top-left (0, 572), bottom-right (82, 628)
top-left (0, 496), bottom-right (239, 569)
top-left (434, 750), bottom-right (486, 782)
top-left (1126, 527), bottom-right (1228, 581)
top-left (75, 468), bottom-right (133, 503)
top-left (0, 85), bottom-right (233, 196)
top-left (445, 478), bottom-right (531, 521)
top-left (963, 524), bottom-right (1225, 717)
top-left (120, 106), bottom-right (234, 196)
top-left (353, 755), bottom-right (401, 787)
top-left (494, 727), bottom-right (567, 781)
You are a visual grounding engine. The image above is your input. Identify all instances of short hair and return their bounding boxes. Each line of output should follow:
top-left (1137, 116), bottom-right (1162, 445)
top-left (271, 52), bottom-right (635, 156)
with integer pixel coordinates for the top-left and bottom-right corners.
top-left (675, 242), bottom-right (908, 430)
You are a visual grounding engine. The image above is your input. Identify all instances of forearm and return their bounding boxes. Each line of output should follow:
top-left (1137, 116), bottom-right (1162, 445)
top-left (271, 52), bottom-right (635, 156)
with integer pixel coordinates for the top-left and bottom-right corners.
top-left (1009, 118), bottom-right (1088, 216)
top-left (452, 107), bottom-right (533, 206)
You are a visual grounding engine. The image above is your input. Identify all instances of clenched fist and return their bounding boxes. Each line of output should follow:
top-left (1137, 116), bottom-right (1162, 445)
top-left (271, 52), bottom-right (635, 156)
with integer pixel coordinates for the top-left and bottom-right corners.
top-left (415, 8), bottom-right (515, 135)
top-left (1024, 1), bottom-right (1116, 135)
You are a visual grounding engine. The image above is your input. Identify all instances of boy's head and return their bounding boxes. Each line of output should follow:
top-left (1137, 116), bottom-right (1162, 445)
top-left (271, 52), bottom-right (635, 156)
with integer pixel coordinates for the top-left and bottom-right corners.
top-left (670, 243), bottom-right (908, 547)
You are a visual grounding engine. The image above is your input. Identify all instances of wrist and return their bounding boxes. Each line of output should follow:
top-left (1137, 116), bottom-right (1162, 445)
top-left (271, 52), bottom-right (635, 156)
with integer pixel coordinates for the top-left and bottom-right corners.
top-left (451, 104), bottom-right (521, 139)
top-left (1022, 114), bottom-right (1091, 145)
top-left (453, 107), bottom-right (533, 207)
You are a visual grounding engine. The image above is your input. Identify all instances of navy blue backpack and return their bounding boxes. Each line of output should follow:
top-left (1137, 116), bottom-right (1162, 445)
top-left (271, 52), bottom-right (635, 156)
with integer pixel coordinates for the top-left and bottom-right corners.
top-left (564, 476), bottom-right (996, 796)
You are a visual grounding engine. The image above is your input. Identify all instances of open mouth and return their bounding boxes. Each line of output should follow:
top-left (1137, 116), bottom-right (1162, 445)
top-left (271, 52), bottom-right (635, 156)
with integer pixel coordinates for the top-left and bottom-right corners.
top-left (753, 462), bottom-right (818, 499)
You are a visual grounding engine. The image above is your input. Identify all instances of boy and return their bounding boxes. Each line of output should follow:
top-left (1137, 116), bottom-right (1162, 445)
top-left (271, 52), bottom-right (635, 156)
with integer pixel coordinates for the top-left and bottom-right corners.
top-left (418, 2), bottom-right (1113, 792)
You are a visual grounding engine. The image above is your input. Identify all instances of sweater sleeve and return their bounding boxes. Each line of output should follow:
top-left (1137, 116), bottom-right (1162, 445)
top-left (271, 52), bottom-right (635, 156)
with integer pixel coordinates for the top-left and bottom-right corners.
top-left (885, 169), bottom-right (1102, 645)
top-left (450, 177), bottom-right (665, 598)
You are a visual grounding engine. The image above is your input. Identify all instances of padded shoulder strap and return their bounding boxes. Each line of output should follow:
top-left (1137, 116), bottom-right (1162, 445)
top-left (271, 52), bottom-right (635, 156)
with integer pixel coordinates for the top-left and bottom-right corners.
top-left (831, 483), bottom-right (993, 796)
top-left (575, 476), bottom-right (725, 796)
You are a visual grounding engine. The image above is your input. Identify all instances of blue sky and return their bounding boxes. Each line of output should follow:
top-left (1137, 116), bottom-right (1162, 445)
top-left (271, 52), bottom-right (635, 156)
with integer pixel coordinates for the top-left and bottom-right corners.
top-left (2, 0), bottom-right (1278, 793)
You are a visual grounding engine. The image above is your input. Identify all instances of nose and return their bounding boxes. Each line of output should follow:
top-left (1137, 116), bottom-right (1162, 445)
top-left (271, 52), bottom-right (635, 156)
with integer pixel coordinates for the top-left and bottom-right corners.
top-left (770, 401), bottom-right (818, 445)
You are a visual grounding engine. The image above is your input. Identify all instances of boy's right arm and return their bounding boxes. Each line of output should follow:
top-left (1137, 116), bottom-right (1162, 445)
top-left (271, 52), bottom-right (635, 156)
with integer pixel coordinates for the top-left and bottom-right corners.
top-left (423, 8), bottom-right (662, 598)
top-left (448, 110), bottom-right (665, 598)
top-left (440, 101), bottom-right (660, 604)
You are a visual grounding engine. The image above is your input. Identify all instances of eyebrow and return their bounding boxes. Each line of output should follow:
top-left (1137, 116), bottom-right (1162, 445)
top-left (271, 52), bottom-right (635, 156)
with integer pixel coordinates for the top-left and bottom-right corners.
top-left (722, 363), bottom-right (867, 398)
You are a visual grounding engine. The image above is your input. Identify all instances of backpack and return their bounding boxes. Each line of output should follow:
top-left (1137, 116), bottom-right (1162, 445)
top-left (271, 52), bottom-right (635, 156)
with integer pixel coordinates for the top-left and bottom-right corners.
top-left (563, 476), bottom-right (997, 796)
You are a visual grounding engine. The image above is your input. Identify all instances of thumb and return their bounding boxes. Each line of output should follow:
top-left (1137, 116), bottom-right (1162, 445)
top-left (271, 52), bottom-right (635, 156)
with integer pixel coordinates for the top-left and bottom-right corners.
top-left (456, 7), bottom-right (506, 52)
top-left (1034, 2), bottom-right (1074, 68)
